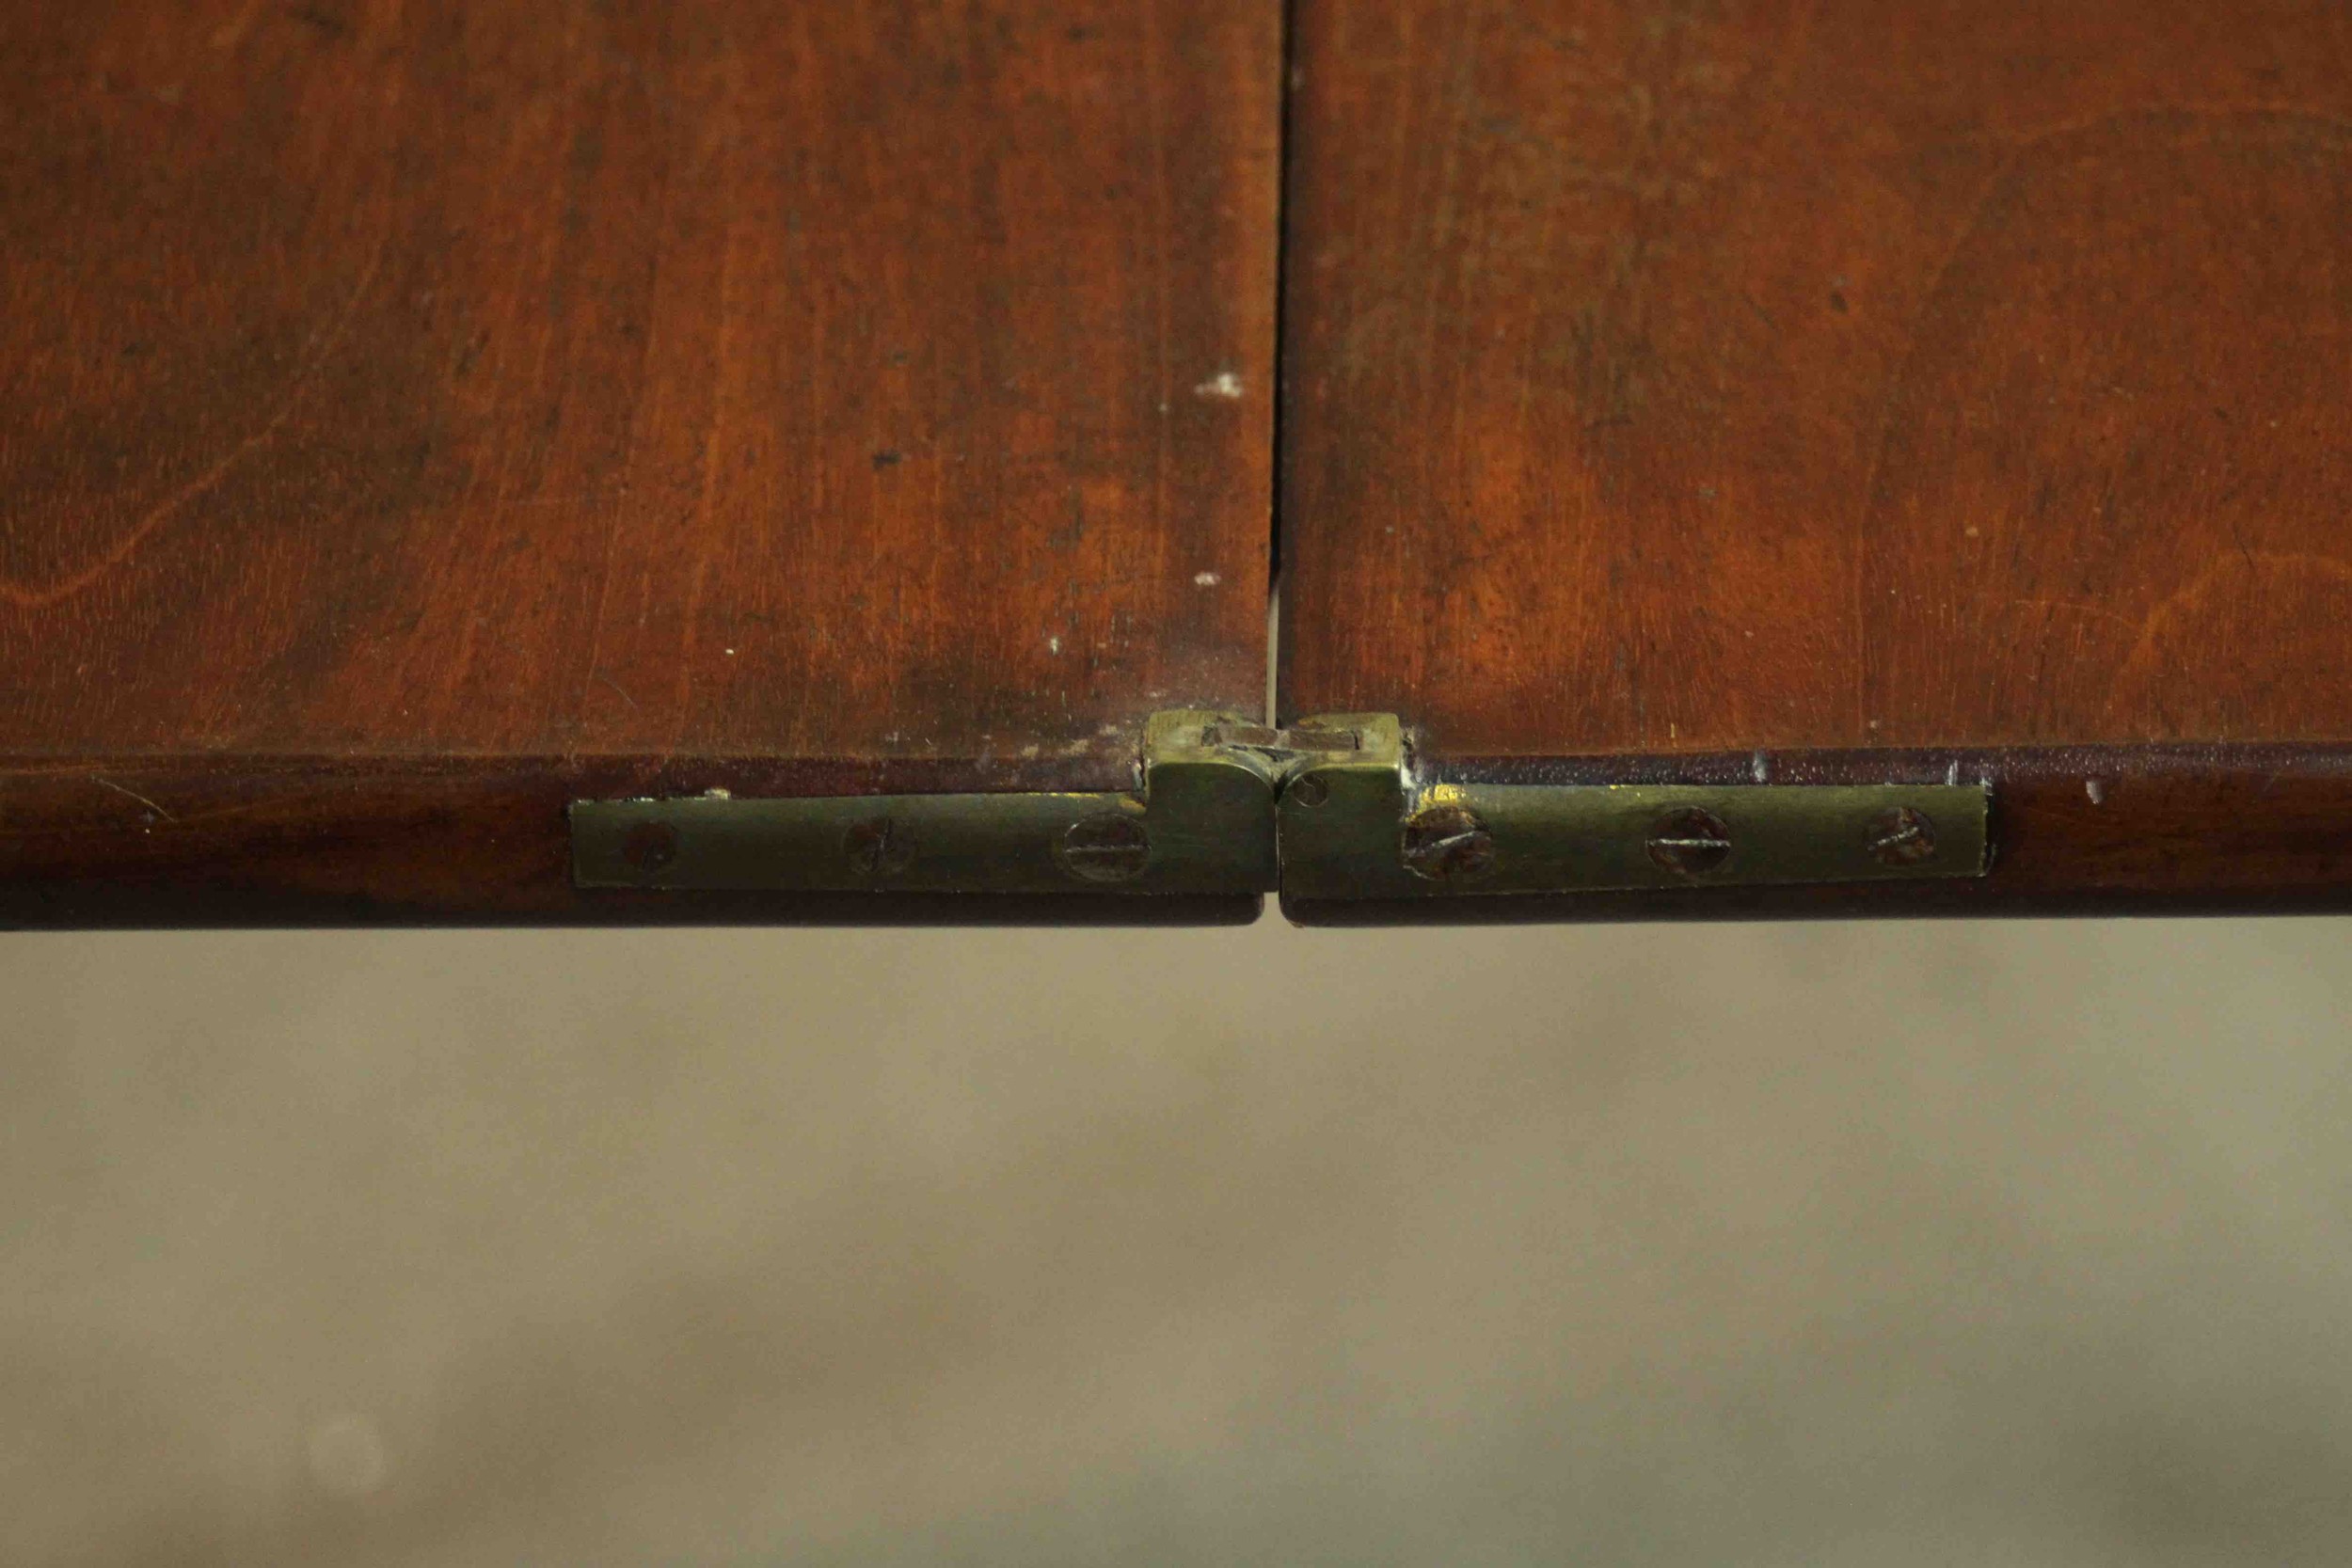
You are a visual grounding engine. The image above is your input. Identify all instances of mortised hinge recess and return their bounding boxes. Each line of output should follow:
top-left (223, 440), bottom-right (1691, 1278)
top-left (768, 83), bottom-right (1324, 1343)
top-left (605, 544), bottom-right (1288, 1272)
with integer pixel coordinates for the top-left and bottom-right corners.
top-left (570, 711), bottom-right (1991, 899)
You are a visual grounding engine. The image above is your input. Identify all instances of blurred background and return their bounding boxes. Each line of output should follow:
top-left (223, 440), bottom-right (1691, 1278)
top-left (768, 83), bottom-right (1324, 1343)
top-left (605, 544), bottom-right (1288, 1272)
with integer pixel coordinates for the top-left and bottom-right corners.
top-left (5, 916), bottom-right (2349, 1565)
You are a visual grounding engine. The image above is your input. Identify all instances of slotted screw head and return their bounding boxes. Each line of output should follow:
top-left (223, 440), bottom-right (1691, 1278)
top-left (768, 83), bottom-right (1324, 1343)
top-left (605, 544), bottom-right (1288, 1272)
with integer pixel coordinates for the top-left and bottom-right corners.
top-left (845, 816), bottom-right (916, 878)
top-left (1864, 805), bottom-right (1938, 867)
top-left (622, 820), bottom-right (679, 874)
top-left (1401, 802), bottom-right (1496, 881)
top-left (1645, 808), bottom-right (1733, 876)
top-left (1059, 814), bottom-right (1152, 883)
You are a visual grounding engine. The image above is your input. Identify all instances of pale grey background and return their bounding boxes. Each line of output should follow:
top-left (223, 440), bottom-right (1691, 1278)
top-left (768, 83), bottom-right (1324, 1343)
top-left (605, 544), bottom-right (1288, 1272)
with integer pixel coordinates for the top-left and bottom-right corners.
top-left (5, 918), bottom-right (2348, 1564)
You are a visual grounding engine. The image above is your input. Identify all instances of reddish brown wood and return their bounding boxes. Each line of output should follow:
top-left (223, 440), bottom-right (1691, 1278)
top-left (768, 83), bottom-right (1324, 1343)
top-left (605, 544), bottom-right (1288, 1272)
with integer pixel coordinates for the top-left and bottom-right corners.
top-left (1278, 0), bottom-right (2352, 916)
top-left (53, 736), bottom-right (2336, 927)
top-left (1281, 0), bottom-right (2352, 756)
top-left (0, 1), bottom-right (1278, 922)
top-left (1281, 744), bottom-right (2352, 923)
top-left (0, 753), bottom-right (1267, 927)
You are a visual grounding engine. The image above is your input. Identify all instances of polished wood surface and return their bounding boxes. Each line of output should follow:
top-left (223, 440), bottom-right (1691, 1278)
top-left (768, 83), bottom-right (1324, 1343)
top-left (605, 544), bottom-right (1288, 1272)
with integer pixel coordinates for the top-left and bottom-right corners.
top-left (2, 0), bottom-right (1274, 763)
top-left (14, 0), bottom-right (2352, 924)
top-left (1281, 746), bottom-right (2352, 924)
top-left (0, 754), bottom-right (1264, 927)
top-left (1280, 0), bottom-right (2352, 757)
top-left (0, 0), bottom-right (1278, 922)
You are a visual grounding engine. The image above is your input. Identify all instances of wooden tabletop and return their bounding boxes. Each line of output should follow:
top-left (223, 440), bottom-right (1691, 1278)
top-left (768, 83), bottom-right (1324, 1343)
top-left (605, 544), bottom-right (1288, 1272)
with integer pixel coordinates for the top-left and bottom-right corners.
top-left (7, 0), bottom-right (2352, 924)
top-left (0, 0), bottom-right (1279, 923)
top-left (1278, 0), bottom-right (2352, 919)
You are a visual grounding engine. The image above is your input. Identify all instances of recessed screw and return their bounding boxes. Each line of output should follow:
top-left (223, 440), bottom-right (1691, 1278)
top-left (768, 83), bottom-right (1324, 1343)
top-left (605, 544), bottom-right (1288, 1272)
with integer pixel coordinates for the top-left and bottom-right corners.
top-left (1289, 773), bottom-right (1330, 808)
top-left (845, 816), bottom-right (916, 878)
top-left (1646, 807), bottom-right (1733, 876)
top-left (621, 820), bottom-right (679, 874)
top-left (1401, 802), bottom-right (1496, 880)
top-left (1864, 805), bottom-right (1938, 866)
top-left (1059, 814), bottom-right (1151, 882)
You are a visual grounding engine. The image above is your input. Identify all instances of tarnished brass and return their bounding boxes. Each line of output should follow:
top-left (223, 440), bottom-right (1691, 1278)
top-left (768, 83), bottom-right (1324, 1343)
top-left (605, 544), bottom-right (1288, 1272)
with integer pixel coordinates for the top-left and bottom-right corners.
top-left (574, 709), bottom-right (1992, 901)
top-left (569, 712), bottom-right (1353, 896)
top-left (1277, 714), bottom-right (1991, 901)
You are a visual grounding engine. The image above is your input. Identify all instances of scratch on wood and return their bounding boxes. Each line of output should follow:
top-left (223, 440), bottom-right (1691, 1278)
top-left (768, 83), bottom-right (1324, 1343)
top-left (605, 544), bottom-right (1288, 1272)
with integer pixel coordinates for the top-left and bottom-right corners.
top-left (91, 776), bottom-right (176, 822)
top-left (0, 241), bottom-right (388, 611)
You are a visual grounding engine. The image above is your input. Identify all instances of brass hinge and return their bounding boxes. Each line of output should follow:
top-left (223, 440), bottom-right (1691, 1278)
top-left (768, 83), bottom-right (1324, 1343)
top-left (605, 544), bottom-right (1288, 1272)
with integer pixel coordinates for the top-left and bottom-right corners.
top-left (570, 711), bottom-right (1991, 899)
top-left (569, 711), bottom-right (1354, 896)
top-left (1277, 714), bottom-right (1990, 900)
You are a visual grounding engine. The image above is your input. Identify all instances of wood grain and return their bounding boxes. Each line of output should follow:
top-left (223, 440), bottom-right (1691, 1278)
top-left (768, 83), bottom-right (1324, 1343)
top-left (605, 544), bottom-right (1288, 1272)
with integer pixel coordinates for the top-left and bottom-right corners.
top-left (1280, 0), bottom-right (2352, 757)
top-left (0, 753), bottom-right (1264, 927)
top-left (1280, 743), bottom-right (2352, 923)
top-left (0, 0), bottom-right (1278, 921)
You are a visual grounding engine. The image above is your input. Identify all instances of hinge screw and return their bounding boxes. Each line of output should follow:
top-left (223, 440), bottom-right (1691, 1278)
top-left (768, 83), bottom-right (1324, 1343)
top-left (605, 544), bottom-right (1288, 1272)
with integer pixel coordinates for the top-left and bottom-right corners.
top-left (1288, 773), bottom-right (1330, 808)
top-left (622, 820), bottom-right (679, 874)
top-left (1864, 805), bottom-right (1938, 866)
top-left (1401, 802), bottom-right (1496, 880)
top-left (845, 816), bottom-right (916, 878)
top-left (1646, 808), bottom-right (1733, 876)
top-left (1059, 814), bottom-right (1152, 882)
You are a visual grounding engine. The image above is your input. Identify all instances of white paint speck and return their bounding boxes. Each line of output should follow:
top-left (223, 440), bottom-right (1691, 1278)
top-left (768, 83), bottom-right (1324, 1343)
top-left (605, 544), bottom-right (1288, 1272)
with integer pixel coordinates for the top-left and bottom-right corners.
top-left (1946, 761), bottom-right (1961, 786)
top-left (1193, 371), bottom-right (1245, 400)
top-left (702, 787), bottom-right (732, 800)
top-left (1047, 635), bottom-right (1061, 654)
top-left (723, 648), bottom-right (736, 657)
top-left (307, 1414), bottom-right (389, 1498)
top-left (1193, 572), bottom-right (1220, 588)
top-left (1751, 751), bottom-right (1769, 784)
top-left (2086, 779), bottom-right (2106, 805)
